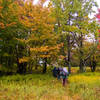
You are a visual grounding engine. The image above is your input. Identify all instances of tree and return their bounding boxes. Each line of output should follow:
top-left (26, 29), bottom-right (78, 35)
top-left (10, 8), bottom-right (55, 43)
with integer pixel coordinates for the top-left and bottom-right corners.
top-left (51, 0), bottom-right (79, 74)
top-left (17, 0), bottom-right (62, 73)
top-left (51, 0), bottom-right (98, 73)
top-left (0, 0), bottom-right (28, 73)
top-left (0, 0), bottom-right (18, 71)
top-left (72, 0), bottom-right (98, 72)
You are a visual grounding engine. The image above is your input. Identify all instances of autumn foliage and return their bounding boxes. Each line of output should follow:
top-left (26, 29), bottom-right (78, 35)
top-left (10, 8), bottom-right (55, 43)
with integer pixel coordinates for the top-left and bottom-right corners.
top-left (0, 0), bottom-right (99, 73)
top-left (15, 0), bottom-right (62, 64)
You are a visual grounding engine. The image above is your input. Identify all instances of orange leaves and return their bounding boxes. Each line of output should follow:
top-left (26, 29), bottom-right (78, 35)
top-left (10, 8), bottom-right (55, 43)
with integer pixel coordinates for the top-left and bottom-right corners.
top-left (59, 55), bottom-right (66, 60)
top-left (6, 22), bottom-right (16, 27)
top-left (30, 46), bottom-right (49, 52)
top-left (0, 1), bottom-right (17, 29)
top-left (18, 0), bottom-right (54, 30)
top-left (30, 46), bottom-right (51, 58)
top-left (40, 55), bottom-right (50, 58)
top-left (30, 43), bottom-right (63, 58)
top-left (0, 13), bottom-right (3, 18)
top-left (30, 43), bottom-right (63, 53)
top-left (47, 17), bottom-right (56, 24)
top-left (0, 22), bottom-right (16, 29)
top-left (15, 0), bottom-right (60, 60)
top-left (0, 22), bottom-right (5, 29)
top-left (0, 6), bottom-right (3, 10)
top-left (49, 43), bottom-right (63, 51)
top-left (0, 4), bottom-right (3, 11)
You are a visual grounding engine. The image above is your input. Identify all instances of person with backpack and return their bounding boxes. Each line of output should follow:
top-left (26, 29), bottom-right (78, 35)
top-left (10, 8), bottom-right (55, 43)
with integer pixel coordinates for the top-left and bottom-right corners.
top-left (60, 67), bottom-right (69, 86)
top-left (52, 67), bottom-right (59, 77)
top-left (57, 67), bottom-right (63, 80)
top-left (52, 67), bottom-right (69, 86)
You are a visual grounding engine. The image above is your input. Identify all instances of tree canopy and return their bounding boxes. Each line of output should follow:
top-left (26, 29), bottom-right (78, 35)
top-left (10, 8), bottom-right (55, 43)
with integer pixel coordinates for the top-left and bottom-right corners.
top-left (0, 0), bottom-right (99, 74)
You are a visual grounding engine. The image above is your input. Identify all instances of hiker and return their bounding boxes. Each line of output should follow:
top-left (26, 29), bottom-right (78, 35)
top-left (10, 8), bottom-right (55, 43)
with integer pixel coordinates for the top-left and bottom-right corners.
top-left (60, 67), bottom-right (69, 86)
top-left (57, 67), bottom-right (63, 80)
top-left (53, 67), bottom-right (69, 86)
top-left (52, 67), bottom-right (58, 77)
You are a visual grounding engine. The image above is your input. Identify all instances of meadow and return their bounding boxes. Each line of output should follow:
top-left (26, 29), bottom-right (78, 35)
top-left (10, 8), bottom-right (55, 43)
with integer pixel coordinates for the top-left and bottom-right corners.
top-left (0, 68), bottom-right (100, 100)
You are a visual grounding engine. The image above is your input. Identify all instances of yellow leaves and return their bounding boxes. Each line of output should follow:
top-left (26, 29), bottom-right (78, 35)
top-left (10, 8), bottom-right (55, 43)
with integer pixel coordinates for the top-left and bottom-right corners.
top-left (48, 1), bottom-right (53, 8)
top-left (15, 0), bottom-right (59, 60)
top-left (50, 44), bottom-right (60, 50)
top-left (19, 57), bottom-right (29, 63)
top-left (30, 46), bottom-right (49, 52)
top-left (40, 55), bottom-right (51, 58)
top-left (15, 38), bottom-right (26, 43)
top-left (18, 0), bottom-right (55, 32)
top-left (30, 48), bottom-right (39, 52)
top-left (40, 46), bottom-right (49, 52)
top-left (47, 17), bottom-right (56, 24)
top-left (71, 26), bottom-right (78, 31)
top-left (30, 43), bottom-right (63, 57)
top-left (0, 13), bottom-right (3, 18)
top-left (81, 29), bottom-right (87, 34)
top-left (56, 43), bottom-right (64, 50)
top-left (64, 25), bottom-right (78, 32)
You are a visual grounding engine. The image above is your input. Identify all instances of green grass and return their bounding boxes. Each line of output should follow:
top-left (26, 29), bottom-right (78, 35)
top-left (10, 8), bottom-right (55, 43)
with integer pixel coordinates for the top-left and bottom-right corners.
top-left (68, 72), bottom-right (100, 100)
top-left (0, 70), bottom-right (100, 100)
top-left (0, 73), bottom-right (68, 100)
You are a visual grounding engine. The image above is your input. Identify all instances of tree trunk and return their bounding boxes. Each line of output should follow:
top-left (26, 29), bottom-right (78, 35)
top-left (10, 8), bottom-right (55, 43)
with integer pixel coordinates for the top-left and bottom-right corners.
top-left (35, 64), bottom-right (38, 70)
top-left (43, 57), bottom-right (47, 74)
top-left (28, 62), bottom-right (33, 73)
top-left (67, 35), bottom-right (71, 74)
top-left (91, 56), bottom-right (96, 72)
top-left (79, 33), bottom-right (84, 72)
top-left (17, 62), bottom-right (27, 74)
top-left (35, 56), bottom-right (38, 70)
top-left (15, 46), bottom-right (23, 74)
top-left (0, 56), bottom-right (2, 64)
top-left (67, 13), bottom-right (71, 74)
top-left (28, 47), bottom-right (31, 72)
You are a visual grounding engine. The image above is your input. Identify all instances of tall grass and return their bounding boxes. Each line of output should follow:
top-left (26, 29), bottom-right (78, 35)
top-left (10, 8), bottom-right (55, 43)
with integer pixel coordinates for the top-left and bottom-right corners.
top-left (68, 72), bottom-right (100, 100)
top-left (0, 73), bottom-right (70, 100)
top-left (0, 69), bottom-right (100, 100)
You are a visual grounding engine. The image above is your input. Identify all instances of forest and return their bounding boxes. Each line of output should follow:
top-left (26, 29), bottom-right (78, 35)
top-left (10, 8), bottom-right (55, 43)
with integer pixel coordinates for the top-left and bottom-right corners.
top-left (0, 0), bottom-right (100, 100)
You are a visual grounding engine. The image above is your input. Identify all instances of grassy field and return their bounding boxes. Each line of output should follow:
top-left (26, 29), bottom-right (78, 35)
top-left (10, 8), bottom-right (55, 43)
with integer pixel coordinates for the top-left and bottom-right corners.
top-left (0, 68), bottom-right (100, 100)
